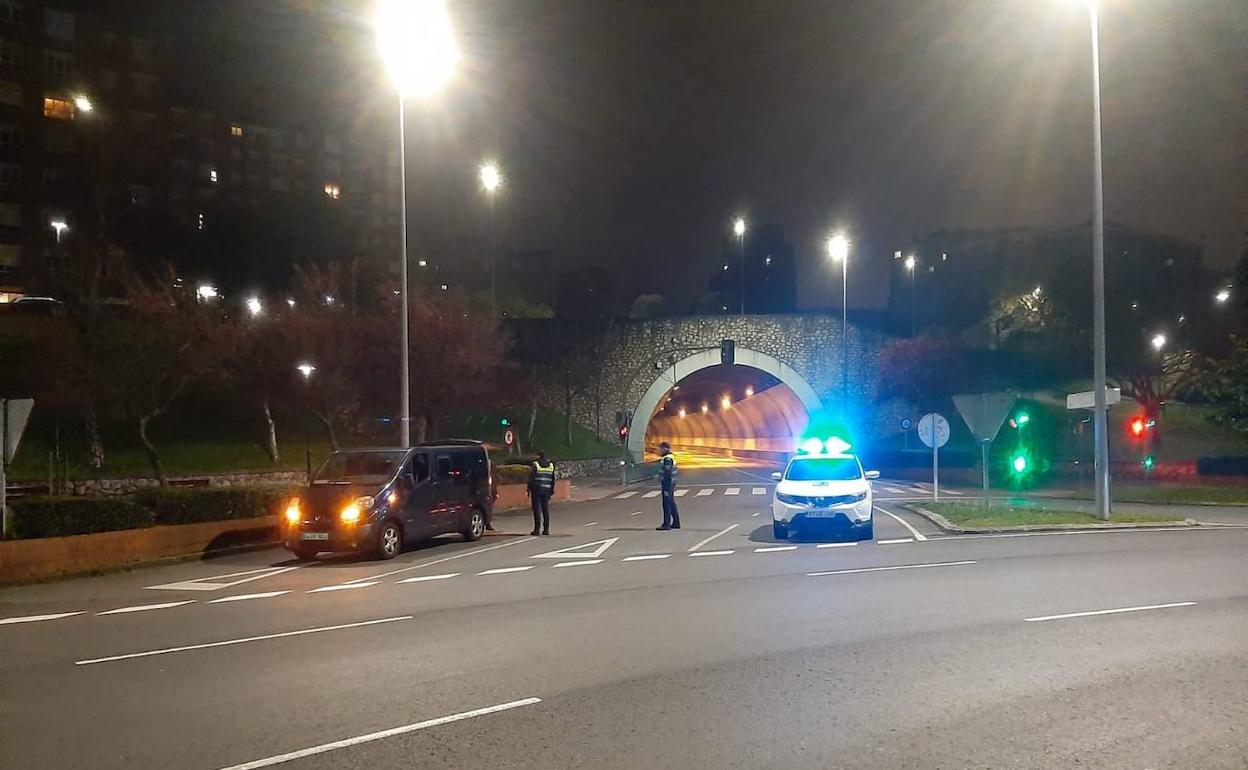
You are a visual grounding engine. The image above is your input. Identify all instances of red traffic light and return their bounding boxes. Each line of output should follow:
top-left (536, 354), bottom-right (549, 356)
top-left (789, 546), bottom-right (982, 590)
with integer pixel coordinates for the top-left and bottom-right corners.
top-left (617, 425), bottom-right (629, 441)
top-left (1129, 417), bottom-right (1146, 437)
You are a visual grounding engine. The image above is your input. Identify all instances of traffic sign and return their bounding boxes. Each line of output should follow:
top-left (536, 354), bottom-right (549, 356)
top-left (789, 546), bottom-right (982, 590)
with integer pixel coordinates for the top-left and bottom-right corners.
top-left (503, 429), bottom-right (515, 447)
top-left (900, 417), bottom-right (913, 431)
top-left (1066, 387), bottom-right (1121, 411)
top-left (917, 413), bottom-right (950, 449)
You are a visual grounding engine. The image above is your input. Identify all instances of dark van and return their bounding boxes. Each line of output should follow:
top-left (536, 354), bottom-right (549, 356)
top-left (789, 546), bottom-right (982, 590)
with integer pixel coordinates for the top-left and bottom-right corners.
top-left (281, 441), bottom-right (494, 560)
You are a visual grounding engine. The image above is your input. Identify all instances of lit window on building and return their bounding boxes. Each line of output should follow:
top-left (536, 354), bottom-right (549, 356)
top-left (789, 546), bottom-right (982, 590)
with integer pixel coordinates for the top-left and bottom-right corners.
top-left (230, 124), bottom-right (243, 137)
top-left (323, 183), bottom-right (341, 200)
top-left (43, 96), bottom-right (73, 120)
top-left (196, 212), bottom-right (204, 230)
top-left (208, 168), bottom-right (218, 183)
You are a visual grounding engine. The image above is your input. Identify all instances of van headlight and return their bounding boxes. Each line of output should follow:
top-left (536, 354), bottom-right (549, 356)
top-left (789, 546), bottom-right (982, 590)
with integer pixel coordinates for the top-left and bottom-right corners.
top-left (284, 498), bottom-right (302, 525)
top-left (341, 496), bottom-right (374, 524)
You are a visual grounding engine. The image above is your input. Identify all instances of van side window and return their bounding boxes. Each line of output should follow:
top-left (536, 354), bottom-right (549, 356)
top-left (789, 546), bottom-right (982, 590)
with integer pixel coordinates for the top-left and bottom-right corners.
top-left (410, 453), bottom-right (429, 483)
top-left (435, 455), bottom-right (453, 480)
top-left (451, 451), bottom-right (471, 480)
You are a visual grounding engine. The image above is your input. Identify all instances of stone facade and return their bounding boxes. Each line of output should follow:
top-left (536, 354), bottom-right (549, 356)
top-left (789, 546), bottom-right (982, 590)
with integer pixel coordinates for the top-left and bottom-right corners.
top-left (68, 471), bottom-right (305, 497)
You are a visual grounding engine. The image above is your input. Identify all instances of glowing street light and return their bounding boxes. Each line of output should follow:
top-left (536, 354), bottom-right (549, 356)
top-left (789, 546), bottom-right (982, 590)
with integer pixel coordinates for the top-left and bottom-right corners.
top-left (479, 160), bottom-right (503, 317)
top-left (678, 408), bottom-right (687, 419)
top-left (1215, 288), bottom-right (1231, 304)
top-left (245, 296), bottom-right (263, 317)
top-left (732, 217), bottom-right (747, 314)
top-left (196, 284), bottom-right (219, 302)
top-left (904, 254), bottom-right (917, 337)
top-left (826, 232), bottom-right (850, 406)
top-left (296, 363), bottom-right (316, 380)
top-left (701, 403), bottom-right (709, 415)
top-left (49, 218), bottom-right (69, 244)
top-left (744, 385), bottom-right (754, 398)
top-left (479, 161), bottom-right (502, 193)
top-left (1150, 333), bottom-right (1167, 352)
top-left (903, 255), bottom-right (916, 272)
top-left (375, 0), bottom-right (459, 450)
top-left (720, 395), bottom-right (731, 411)
top-left (72, 94), bottom-right (93, 114)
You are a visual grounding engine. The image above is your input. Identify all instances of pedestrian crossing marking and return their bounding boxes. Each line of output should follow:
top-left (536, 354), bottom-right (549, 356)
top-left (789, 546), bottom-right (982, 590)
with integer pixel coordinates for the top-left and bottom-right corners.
top-left (725, 487), bottom-right (740, 495)
top-left (614, 491), bottom-right (638, 499)
top-left (752, 488), bottom-right (766, 495)
top-left (642, 491), bottom-right (661, 498)
top-left (696, 488), bottom-right (713, 497)
top-left (674, 489), bottom-right (689, 497)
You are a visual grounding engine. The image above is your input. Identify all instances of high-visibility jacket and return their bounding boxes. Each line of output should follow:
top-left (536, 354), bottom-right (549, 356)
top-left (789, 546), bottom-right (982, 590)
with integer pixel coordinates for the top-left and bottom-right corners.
top-left (659, 453), bottom-right (677, 490)
top-left (530, 460), bottom-right (555, 495)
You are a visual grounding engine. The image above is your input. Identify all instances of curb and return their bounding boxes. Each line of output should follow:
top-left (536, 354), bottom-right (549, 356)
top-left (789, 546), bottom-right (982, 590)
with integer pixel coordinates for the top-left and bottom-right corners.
top-left (902, 504), bottom-right (1199, 535)
top-left (1027, 492), bottom-right (1248, 510)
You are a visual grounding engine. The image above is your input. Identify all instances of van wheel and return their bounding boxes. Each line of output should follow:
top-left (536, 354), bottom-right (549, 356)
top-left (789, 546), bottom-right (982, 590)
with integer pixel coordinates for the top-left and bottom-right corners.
top-left (773, 522), bottom-right (788, 540)
top-left (463, 508), bottom-right (485, 542)
top-left (376, 521), bottom-right (402, 560)
top-left (291, 546), bottom-right (319, 561)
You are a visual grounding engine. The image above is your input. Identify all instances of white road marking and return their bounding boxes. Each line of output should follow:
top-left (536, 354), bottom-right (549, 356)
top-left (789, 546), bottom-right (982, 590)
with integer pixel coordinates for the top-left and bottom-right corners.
top-left (583, 521), bottom-right (597, 527)
top-left (945, 489), bottom-right (965, 496)
top-left (614, 491), bottom-right (638, 499)
top-left (874, 506), bottom-right (929, 541)
top-left (214, 697), bottom-right (542, 770)
top-left (308, 582), bottom-right (378, 593)
top-left (674, 489), bottom-right (689, 497)
top-left (622, 554), bottom-right (671, 561)
top-left (752, 487), bottom-right (766, 495)
top-left (1024, 602), bottom-right (1197, 623)
top-left (696, 488), bottom-right (714, 497)
top-left (816, 542), bottom-right (859, 549)
top-left (689, 549), bottom-right (734, 557)
top-left (97, 601), bottom-right (195, 615)
top-left (725, 487), bottom-right (740, 496)
top-left (146, 565), bottom-right (302, 592)
top-left (808, 560), bottom-right (976, 577)
top-left (642, 491), bottom-right (661, 498)
top-left (209, 591), bottom-right (289, 604)
top-left (552, 559), bottom-right (604, 568)
top-left (688, 524), bottom-right (739, 552)
top-left (0, 611), bottom-right (84, 625)
top-left (397, 573), bottom-right (460, 584)
top-left (755, 545), bottom-right (797, 553)
top-left (77, 616), bottom-right (413, 666)
top-left (478, 566), bottom-right (535, 576)
top-left (752, 512), bottom-right (760, 517)
top-left (877, 538), bottom-right (914, 545)
top-left (532, 537), bottom-right (619, 560)
top-left (630, 511), bottom-right (643, 516)
top-left (344, 536), bottom-right (537, 583)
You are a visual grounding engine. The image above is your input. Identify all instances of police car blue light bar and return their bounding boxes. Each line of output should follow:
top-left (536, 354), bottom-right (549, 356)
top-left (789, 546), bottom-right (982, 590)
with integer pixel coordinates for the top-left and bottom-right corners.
top-left (796, 436), bottom-right (852, 456)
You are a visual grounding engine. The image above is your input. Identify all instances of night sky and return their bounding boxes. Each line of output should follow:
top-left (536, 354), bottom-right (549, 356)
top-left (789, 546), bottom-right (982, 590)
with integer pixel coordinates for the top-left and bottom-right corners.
top-left (165, 1), bottom-right (1248, 312)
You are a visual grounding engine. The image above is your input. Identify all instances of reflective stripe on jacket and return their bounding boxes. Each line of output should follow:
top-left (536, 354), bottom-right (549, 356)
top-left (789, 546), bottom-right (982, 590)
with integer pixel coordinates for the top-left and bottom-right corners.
top-left (530, 461), bottom-right (555, 495)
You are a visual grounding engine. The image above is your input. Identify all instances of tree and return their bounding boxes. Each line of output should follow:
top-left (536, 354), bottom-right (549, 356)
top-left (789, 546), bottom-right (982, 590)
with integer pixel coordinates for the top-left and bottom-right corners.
top-left (1200, 336), bottom-right (1248, 435)
top-left (228, 312), bottom-right (301, 464)
top-left (629, 294), bottom-right (669, 319)
top-left (876, 334), bottom-right (979, 411)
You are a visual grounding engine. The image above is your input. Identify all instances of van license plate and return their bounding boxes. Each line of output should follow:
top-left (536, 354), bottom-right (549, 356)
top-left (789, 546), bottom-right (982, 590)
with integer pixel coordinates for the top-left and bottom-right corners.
top-left (300, 532), bottom-right (330, 541)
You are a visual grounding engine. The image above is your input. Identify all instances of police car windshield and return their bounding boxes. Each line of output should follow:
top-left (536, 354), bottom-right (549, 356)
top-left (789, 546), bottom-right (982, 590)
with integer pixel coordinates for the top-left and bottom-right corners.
top-left (313, 451), bottom-right (407, 485)
top-left (785, 457), bottom-right (861, 481)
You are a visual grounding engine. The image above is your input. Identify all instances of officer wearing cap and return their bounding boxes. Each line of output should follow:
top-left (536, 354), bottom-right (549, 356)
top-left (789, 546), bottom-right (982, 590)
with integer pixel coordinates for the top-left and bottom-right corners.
top-left (656, 441), bottom-right (681, 530)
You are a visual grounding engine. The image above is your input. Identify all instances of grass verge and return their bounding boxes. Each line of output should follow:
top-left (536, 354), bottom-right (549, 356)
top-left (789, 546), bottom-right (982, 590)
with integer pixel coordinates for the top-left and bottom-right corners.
top-left (1059, 484), bottom-right (1248, 506)
top-left (923, 501), bottom-right (1182, 529)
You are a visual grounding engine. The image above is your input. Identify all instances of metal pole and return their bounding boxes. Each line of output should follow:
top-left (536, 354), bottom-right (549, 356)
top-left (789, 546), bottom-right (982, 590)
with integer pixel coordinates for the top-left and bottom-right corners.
top-left (489, 191), bottom-right (497, 317)
top-left (1, 400), bottom-right (8, 538)
top-left (1089, 2), bottom-right (1111, 520)
top-left (981, 440), bottom-right (990, 509)
top-left (841, 256), bottom-right (849, 408)
top-left (932, 436), bottom-right (939, 502)
top-left (738, 233), bottom-right (745, 315)
top-left (398, 95), bottom-right (412, 449)
top-left (909, 268), bottom-right (916, 337)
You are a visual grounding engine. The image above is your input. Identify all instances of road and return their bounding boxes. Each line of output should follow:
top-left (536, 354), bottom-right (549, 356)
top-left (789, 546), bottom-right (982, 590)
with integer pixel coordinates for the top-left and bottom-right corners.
top-left (2, 465), bottom-right (1246, 769)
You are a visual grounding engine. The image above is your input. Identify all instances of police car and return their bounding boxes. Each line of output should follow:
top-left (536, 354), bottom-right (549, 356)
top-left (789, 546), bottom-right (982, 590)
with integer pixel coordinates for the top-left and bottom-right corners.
top-left (770, 437), bottom-right (879, 541)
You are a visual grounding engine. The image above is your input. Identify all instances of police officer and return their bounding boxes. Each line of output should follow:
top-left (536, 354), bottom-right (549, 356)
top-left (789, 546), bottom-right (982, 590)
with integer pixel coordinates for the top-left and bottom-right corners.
top-left (528, 450), bottom-right (556, 536)
top-left (656, 441), bottom-right (681, 530)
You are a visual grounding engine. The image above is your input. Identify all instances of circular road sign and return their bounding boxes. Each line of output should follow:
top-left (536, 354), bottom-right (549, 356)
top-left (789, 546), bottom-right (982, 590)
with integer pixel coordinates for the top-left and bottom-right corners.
top-left (900, 417), bottom-right (913, 431)
top-left (918, 413), bottom-right (950, 449)
top-left (503, 429), bottom-right (515, 447)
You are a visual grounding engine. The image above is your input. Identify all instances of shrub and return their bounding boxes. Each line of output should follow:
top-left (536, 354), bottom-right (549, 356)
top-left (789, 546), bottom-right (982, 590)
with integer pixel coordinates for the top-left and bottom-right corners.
top-left (493, 463), bottom-right (532, 485)
top-left (132, 486), bottom-right (296, 525)
top-left (8, 497), bottom-right (155, 539)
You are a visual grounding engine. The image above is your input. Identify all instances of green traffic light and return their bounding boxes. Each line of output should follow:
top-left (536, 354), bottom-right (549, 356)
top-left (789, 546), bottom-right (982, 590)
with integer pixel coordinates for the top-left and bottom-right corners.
top-left (500, 418), bottom-right (510, 426)
top-left (1141, 455), bottom-right (1156, 470)
top-left (1011, 454), bottom-right (1029, 474)
top-left (1016, 412), bottom-right (1030, 426)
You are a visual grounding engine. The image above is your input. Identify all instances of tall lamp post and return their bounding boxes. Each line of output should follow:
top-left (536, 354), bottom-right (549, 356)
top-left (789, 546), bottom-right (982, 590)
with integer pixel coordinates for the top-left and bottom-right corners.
top-left (827, 233), bottom-right (850, 408)
top-left (479, 161), bottom-right (502, 316)
top-left (296, 363), bottom-right (316, 482)
top-left (374, 0), bottom-right (459, 449)
top-left (732, 217), bottom-right (746, 314)
top-left (904, 254), bottom-right (917, 336)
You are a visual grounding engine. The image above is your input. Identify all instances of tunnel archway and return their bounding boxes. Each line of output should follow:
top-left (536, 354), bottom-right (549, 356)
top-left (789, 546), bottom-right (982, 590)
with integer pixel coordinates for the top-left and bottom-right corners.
top-left (625, 347), bottom-right (823, 462)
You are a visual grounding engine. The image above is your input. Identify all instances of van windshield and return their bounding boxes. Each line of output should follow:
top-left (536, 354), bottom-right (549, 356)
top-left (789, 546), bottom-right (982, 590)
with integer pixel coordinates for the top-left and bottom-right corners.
top-left (313, 451), bottom-right (407, 485)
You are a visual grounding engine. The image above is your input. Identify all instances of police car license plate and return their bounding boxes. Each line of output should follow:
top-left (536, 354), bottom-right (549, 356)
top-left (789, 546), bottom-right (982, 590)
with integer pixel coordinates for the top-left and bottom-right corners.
top-left (300, 532), bottom-right (330, 541)
top-left (806, 510), bottom-right (833, 518)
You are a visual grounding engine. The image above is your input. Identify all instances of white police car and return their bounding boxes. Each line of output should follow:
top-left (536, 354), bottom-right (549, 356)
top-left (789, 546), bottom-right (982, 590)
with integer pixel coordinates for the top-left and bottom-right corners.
top-left (770, 437), bottom-right (879, 541)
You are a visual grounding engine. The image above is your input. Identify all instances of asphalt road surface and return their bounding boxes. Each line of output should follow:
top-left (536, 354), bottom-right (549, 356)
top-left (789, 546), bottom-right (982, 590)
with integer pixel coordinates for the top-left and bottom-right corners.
top-left (2, 466), bottom-right (1246, 769)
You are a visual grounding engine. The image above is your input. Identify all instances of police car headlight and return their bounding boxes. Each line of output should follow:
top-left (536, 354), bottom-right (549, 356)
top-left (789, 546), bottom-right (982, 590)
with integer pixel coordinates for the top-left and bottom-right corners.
top-left (776, 492), bottom-right (803, 505)
top-left (851, 491), bottom-right (867, 503)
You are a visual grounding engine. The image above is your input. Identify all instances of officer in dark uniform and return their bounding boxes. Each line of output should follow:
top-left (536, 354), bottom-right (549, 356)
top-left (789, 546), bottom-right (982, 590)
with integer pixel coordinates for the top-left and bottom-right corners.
top-left (656, 441), bottom-right (681, 530)
top-left (528, 451), bottom-right (556, 536)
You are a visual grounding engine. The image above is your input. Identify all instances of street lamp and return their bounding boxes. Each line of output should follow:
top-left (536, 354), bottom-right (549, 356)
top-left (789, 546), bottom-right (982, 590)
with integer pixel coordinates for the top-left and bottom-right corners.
top-left (72, 94), bottom-right (93, 114)
top-left (1215, 288), bottom-right (1231, 304)
top-left (296, 363), bottom-right (316, 480)
top-left (826, 232), bottom-right (850, 408)
top-left (479, 160), bottom-right (502, 316)
top-left (904, 254), bottom-right (917, 336)
top-left (732, 217), bottom-right (746, 314)
top-left (374, 0), bottom-right (459, 450)
top-left (1150, 333), bottom-right (1166, 352)
top-left (49, 218), bottom-right (68, 244)
top-left (245, 296), bottom-right (263, 317)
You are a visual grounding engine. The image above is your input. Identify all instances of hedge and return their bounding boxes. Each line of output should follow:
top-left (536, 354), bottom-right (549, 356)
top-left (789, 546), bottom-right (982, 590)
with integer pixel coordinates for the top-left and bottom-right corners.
top-left (8, 497), bottom-right (155, 539)
top-left (494, 463), bottom-right (532, 486)
top-left (131, 486), bottom-right (297, 525)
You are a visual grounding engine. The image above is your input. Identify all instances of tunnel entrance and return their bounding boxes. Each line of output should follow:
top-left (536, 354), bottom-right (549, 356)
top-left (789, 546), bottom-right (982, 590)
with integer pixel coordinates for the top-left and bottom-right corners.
top-left (625, 346), bottom-right (823, 465)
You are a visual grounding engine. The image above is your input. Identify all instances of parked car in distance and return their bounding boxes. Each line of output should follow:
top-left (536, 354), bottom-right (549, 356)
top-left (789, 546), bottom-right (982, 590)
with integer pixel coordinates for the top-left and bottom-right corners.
top-left (282, 441), bottom-right (494, 560)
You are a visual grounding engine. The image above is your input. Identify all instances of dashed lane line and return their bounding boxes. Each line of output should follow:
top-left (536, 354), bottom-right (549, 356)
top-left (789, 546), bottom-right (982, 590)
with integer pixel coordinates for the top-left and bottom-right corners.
top-left (477, 566), bottom-right (535, 576)
top-left (397, 573), bottom-right (460, 584)
top-left (1024, 602), bottom-right (1197, 623)
top-left (808, 560), bottom-right (976, 577)
top-left (208, 592), bottom-right (290, 604)
top-left (0, 611), bottom-right (84, 626)
top-left (552, 559), bottom-right (604, 568)
top-left (614, 491), bottom-right (638, 499)
top-left (752, 512), bottom-right (760, 517)
top-left (76, 616), bottom-right (413, 666)
top-left (877, 538), bottom-right (915, 545)
top-left (642, 491), bottom-right (661, 498)
top-left (622, 554), bottom-right (671, 562)
top-left (816, 542), bottom-right (859, 549)
top-left (674, 489), bottom-right (689, 497)
top-left (696, 488), bottom-right (714, 497)
top-left (755, 545), bottom-right (797, 553)
top-left (308, 582), bottom-right (378, 593)
top-left (874, 506), bottom-right (929, 541)
top-left (343, 536), bottom-right (538, 584)
top-left (584, 522), bottom-right (598, 527)
top-left (688, 524), bottom-right (739, 552)
top-left (689, 549), bottom-right (735, 557)
top-left (752, 488), bottom-right (766, 495)
top-left (214, 697), bottom-right (543, 770)
top-left (630, 511), bottom-right (643, 516)
top-left (97, 601), bottom-right (196, 616)
top-left (725, 487), bottom-right (740, 495)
